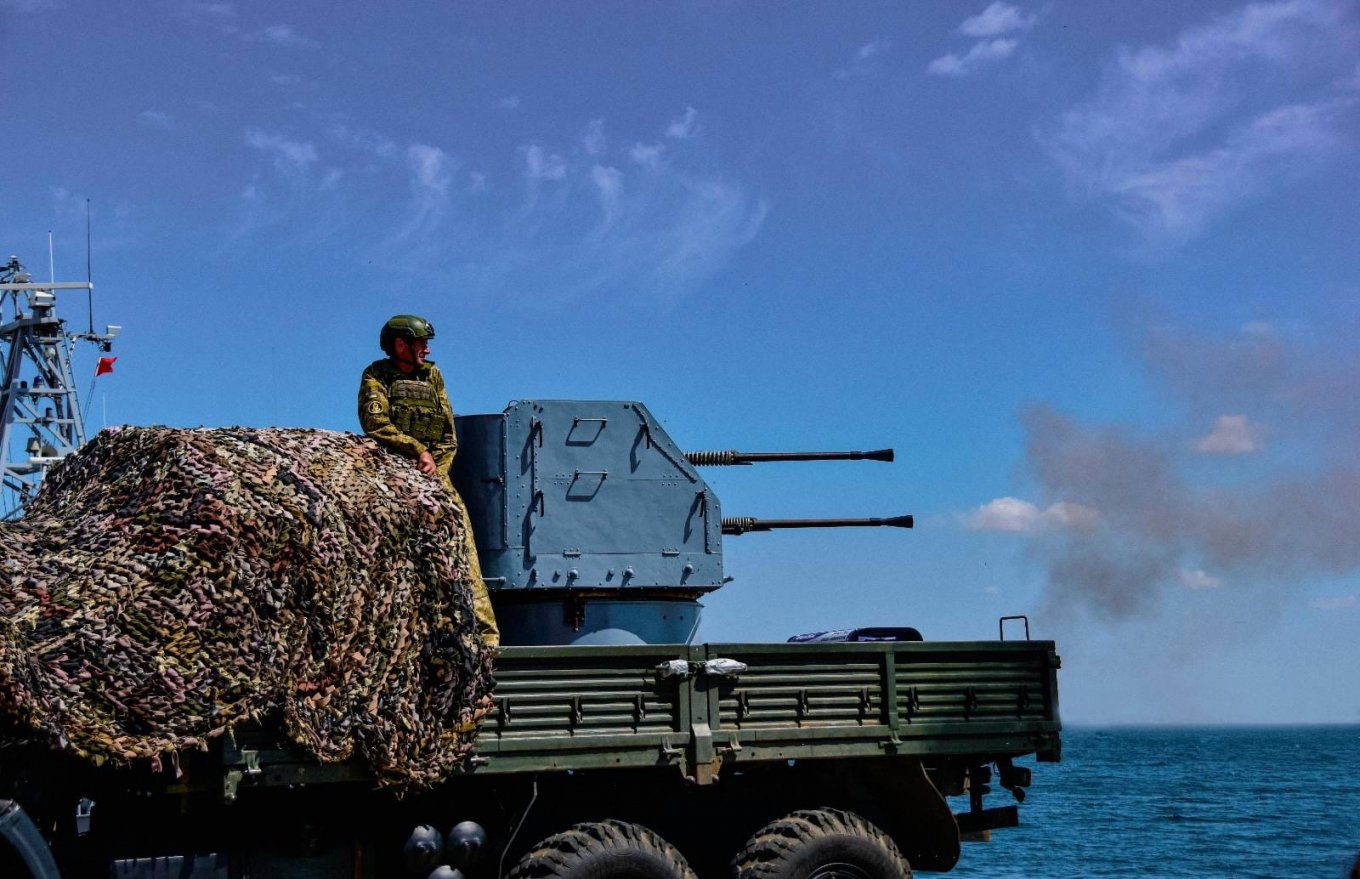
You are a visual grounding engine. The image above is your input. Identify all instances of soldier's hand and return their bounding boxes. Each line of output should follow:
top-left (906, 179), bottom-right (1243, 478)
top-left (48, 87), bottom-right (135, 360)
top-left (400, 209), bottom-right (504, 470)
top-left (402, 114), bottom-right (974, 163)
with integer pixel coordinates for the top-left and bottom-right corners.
top-left (417, 451), bottom-right (437, 475)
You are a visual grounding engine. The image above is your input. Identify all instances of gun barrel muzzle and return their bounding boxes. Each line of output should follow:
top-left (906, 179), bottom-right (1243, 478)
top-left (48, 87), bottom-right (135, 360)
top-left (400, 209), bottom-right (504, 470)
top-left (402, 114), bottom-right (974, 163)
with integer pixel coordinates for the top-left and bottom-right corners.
top-left (687, 449), bottom-right (895, 466)
top-left (722, 515), bottom-right (914, 535)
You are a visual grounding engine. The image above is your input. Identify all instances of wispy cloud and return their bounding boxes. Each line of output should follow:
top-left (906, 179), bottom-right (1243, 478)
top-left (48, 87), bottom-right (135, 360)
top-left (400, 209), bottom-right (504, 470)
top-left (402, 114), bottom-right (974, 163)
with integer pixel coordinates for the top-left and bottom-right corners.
top-left (582, 119), bottom-right (607, 156)
top-left (245, 24), bottom-right (318, 49)
top-left (183, 0), bottom-right (233, 16)
top-left (1039, 0), bottom-right (1358, 242)
top-left (238, 112), bottom-right (765, 302)
top-left (629, 143), bottom-right (664, 168)
top-left (1180, 568), bottom-right (1223, 590)
top-left (245, 130), bottom-right (318, 172)
top-left (959, 2), bottom-right (1037, 37)
top-left (328, 124), bottom-right (399, 160)
top-left (523, 144), bottom-right (567, 181)
top-left (1196, 414), bottom-right (1262, 454)
top-left (590, 164), bottom-right (624, 218)
top-left (665, 106), bottom-right (700, 140)
top-left (385, 144), bottom-right (455, 244)
top-left (137, 109), bottom-right (176, 130)
top-left (234, 130), bottom-right (345, 241)
top-left (836, 37), bottom-right (892, 79)
top-left (196, 0), bottom-right (232, 14)
top-left (928, 38), bottom-right (1019, 77)
top-left (408, 144), bottom-right (453, 196)
top-left (496, 96), bottom-right (521, 111)
top-left (1309, 594), bottom-right (1357, 611)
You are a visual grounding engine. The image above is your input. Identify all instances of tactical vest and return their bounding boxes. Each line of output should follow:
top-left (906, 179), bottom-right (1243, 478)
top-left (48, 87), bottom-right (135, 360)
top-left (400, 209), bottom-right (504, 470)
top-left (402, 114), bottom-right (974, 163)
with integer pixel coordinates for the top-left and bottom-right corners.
top-left (380, 366), bottom-right (448, 446)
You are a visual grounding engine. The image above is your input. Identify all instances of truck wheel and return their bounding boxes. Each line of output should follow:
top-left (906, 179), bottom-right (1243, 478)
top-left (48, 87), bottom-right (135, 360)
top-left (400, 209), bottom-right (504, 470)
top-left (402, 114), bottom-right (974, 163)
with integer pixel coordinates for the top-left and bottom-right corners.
top-left (509, 819), bottom-right (697, 879)
top-left (731, 809), bottom-right (911, 879)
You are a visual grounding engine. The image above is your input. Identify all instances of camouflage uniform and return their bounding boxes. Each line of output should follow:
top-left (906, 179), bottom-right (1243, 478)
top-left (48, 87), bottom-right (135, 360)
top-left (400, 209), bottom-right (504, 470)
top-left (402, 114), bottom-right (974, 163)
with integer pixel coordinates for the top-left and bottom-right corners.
top-left (358, 358), bottom-right (500, 647)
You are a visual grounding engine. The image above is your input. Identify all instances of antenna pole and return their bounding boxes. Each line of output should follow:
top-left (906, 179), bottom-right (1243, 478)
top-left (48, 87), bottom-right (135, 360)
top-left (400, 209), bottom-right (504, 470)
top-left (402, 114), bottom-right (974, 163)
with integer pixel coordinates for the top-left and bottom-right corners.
top-left (86, 200), bottom-right (94, 334)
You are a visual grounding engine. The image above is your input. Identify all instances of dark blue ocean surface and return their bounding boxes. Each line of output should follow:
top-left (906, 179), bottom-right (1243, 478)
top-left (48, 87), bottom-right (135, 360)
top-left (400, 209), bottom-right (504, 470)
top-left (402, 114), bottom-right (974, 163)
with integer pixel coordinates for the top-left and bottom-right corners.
top-left (947, 726), bottom-right (1360, 879)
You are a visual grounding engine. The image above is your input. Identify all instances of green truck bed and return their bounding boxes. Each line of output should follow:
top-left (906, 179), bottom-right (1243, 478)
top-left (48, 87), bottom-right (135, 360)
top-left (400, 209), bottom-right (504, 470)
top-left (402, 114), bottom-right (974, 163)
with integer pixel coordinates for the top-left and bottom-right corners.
top-left (223, 639), bottom-right (1061, 798)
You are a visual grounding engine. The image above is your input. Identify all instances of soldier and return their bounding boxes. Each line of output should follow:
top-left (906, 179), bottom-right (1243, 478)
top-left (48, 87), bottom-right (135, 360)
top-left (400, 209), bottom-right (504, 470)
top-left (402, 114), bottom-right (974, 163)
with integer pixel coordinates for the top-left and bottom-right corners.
top-left (358, 314), bottom-right (500, 648)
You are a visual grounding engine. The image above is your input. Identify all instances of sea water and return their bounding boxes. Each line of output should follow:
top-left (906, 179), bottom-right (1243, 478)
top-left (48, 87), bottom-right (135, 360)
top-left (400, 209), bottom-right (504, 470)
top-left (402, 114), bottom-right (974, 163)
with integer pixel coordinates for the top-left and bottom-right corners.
top-left (947, 726), bottom-right (1360, 879)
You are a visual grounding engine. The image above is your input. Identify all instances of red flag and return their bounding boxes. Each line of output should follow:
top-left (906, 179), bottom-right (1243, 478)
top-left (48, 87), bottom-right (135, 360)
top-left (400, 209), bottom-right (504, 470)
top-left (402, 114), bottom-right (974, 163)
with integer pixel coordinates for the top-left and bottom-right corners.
top-left (95, 356), bottom-right (117, 376)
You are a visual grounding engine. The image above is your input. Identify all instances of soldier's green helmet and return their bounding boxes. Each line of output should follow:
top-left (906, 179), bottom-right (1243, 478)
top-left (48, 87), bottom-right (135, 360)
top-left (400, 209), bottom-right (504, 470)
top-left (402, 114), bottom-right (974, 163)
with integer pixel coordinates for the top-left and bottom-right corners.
top-left (380, 314), bottom-right (436, 355)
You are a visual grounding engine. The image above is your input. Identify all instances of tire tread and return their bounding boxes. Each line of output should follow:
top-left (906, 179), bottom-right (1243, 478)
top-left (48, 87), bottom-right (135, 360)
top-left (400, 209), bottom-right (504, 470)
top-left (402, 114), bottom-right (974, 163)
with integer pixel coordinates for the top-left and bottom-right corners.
top-left (509, 819), bottom-right (696, 879)
top-left (731, 808), bottom-right (911, 879)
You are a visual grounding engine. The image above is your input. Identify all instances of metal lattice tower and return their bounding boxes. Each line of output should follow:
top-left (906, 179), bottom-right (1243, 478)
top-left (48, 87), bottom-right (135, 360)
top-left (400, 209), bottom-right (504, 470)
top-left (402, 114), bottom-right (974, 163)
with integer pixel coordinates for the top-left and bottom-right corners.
top-left (0, 255), bottom-right (118, 518)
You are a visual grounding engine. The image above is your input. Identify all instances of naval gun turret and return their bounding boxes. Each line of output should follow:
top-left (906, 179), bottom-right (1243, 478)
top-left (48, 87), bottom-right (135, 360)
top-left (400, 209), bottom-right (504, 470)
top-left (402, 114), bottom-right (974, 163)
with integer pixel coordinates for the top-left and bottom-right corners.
top-left (451, 400), bottom-right (909, 646)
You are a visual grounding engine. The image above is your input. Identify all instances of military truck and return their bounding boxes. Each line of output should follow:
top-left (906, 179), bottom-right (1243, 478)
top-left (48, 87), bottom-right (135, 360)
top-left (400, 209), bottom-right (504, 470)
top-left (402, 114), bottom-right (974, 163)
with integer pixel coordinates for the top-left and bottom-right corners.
top-left (0, 400), bottom-right (1060, 879)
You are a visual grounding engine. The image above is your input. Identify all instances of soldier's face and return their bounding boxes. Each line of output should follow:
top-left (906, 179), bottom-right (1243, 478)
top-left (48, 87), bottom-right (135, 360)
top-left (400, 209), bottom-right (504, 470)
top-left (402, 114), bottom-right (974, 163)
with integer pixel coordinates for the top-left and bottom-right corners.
top-left (395, 337), bottom-right (429, 367)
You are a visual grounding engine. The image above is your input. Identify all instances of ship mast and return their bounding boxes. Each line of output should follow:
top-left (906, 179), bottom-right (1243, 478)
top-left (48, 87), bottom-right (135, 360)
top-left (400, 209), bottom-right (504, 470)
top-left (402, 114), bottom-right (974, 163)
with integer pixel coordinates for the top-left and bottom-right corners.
top-left (0, 254), bottom-right (119, 518)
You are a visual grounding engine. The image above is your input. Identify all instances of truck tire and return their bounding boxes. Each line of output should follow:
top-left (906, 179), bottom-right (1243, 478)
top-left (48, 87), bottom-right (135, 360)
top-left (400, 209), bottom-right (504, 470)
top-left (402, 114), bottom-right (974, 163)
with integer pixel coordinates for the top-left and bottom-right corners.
top-left (509, 820), bottom-right (697, 879)
top-left (731, 808), bottom-right (911, 879)
top-left (0, 799), bottom-right (61, 879)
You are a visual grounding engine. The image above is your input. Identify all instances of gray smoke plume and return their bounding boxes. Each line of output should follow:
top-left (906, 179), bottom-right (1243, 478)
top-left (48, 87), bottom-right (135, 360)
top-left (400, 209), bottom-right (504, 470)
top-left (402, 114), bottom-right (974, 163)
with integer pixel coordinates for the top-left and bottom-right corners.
top-left (1002, 315), bottom-right (1360, 620)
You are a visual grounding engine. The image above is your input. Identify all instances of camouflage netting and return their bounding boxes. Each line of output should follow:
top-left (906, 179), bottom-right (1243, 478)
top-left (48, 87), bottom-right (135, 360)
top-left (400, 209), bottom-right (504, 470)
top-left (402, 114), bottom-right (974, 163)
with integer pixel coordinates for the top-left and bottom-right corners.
top-left (0, 427), bottom-right (495, 791)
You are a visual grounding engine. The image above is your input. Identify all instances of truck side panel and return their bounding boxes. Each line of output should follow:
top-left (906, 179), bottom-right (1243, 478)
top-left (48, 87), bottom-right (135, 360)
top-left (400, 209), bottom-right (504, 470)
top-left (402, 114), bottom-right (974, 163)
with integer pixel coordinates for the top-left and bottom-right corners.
top-left (225, 640), bottom-right (1059, 792)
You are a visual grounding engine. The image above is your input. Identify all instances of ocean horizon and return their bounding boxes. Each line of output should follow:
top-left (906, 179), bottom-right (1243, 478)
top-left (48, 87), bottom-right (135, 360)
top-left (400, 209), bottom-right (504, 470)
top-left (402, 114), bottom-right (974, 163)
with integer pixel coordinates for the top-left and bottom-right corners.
top-left (947, 725), bottom-right (1360, 878)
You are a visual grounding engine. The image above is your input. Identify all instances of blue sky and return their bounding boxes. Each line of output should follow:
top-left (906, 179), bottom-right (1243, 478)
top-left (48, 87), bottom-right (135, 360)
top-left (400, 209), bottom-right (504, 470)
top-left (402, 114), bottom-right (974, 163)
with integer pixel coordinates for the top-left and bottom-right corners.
top-left (2, 0), bottom-right (1357, 724)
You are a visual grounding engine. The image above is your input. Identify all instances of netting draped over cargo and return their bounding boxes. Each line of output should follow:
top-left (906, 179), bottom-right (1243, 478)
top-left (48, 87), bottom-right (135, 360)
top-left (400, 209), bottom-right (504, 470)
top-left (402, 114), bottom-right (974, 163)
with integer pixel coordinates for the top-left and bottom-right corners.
top-left (0, 427), bottom-right (495, 790)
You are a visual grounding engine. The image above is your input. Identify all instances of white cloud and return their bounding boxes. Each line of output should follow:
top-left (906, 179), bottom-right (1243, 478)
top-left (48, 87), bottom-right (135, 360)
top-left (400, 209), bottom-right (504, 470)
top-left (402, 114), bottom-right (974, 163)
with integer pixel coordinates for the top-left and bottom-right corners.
top-left (966, 497), bottom-right (1100, 533)
top-left (590, 164), bottom-right (624, 228)
top-left (630, 143), bottom-right (664, 167)
top-left (382, 144), bottom-right (458, 248)
top-left (1103, 100), bottom-right (1347, 240)
top-left (182, 1), bottom-right (234, 17)
top-left (927, 38), bottom-right (1018, 77)
top-left (245, 130), bottom-right (317, 172)
top-left (649, 178), bottom-right (767, 287)
top-left (591, 165), bottom-right (623, 202)
top-left (836, 37), bottom-right (892, 79)
top-left (1308, 594), bottom-right (1357, 610)
top-left (666, 106), bottom-right (700, 140)
top-left (496, 96), bottom-right (521, 111)
top-left (1196, 414), bottom-right (1262, 454)
top-left (235, 115), bottom-right (765, 301)
top-left (137, 109), bottom-right (175, 130)
top-left (582, 119), bottom-right (607, 156)
top-left (328, 124), bottom-right (399, 160)
top-left (1179, 568), bottom-right (1223, 590)
top-left (524, 144), bottom-right (567, 181)
top-left (247, 24), bottom-right (318, 48)
top-left (960, 2), bottom-right (1037, 37)
top-left (407, 144), bottom-right (452, 196)
top-left (1040, 0), bottom-right (1356, 242)
top-left (968, 497), bottom-right (1042, 531)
